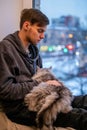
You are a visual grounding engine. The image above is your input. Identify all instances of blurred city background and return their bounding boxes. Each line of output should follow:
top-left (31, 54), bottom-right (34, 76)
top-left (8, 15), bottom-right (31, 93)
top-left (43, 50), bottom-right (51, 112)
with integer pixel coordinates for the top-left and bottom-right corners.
top-left (0, 0), bottom-right (87, 96)
top-left (34, 0), bottom-right (87, 95)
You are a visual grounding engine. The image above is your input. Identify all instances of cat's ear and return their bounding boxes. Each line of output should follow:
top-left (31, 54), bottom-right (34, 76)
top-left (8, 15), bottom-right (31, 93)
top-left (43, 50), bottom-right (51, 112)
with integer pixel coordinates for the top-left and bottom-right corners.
top-left (36, 66), bottom-right (41, 71)
top-left (48, 66), bottom-right (52, 70)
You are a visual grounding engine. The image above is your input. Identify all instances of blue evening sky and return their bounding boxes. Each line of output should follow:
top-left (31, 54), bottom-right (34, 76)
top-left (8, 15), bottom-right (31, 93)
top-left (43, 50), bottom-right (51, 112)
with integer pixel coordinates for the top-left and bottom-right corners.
top-left (40, 0), bottom-right (87, 26)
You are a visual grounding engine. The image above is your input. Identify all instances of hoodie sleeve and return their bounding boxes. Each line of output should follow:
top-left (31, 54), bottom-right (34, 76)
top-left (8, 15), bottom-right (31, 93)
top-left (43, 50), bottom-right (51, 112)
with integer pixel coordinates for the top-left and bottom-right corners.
top-left (72, 95), bottom-right (87, 109)
top-left (0, 44), bottom-right (38, 101)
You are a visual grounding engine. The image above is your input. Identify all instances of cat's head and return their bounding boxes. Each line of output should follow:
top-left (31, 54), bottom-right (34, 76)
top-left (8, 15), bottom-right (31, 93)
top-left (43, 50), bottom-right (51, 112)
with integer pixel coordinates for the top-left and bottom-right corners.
top-left (32, 66), bottom-right (56, 83)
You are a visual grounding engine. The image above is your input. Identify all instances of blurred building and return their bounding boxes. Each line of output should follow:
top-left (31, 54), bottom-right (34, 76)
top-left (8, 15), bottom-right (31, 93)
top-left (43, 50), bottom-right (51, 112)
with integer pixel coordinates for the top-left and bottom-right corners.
top-left (51, 15), bottom-right (80, 28)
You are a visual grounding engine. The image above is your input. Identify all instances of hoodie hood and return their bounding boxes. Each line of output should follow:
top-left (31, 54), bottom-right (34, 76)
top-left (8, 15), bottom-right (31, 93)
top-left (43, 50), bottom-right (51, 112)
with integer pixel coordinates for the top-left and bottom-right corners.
top-left (3, 31), bottom-right (40, 73)
top-left (3, 31), bottom-right (39, 61)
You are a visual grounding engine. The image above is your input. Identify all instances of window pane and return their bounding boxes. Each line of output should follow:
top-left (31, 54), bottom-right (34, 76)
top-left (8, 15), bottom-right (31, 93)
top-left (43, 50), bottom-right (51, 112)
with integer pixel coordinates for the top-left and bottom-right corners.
top-left (34, 0), bottom-right (87, 95)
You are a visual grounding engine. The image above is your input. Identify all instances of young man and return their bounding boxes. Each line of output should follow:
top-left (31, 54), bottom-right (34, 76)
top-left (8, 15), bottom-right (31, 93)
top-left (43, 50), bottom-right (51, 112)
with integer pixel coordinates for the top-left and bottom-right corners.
top-left (0, 8), bottom-right (60, 129)
top-left (0, 8), bottom-right (87, 130)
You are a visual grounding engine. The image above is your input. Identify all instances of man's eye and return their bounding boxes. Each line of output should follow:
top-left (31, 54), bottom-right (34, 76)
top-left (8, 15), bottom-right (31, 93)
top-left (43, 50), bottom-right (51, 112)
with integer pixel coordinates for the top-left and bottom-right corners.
top-left (37, 29), bottom-right (43, 33)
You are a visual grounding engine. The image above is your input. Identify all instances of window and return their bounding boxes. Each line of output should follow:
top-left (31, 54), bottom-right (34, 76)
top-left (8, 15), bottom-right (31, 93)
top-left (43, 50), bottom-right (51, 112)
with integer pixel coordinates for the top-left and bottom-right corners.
top-left (33, 0), bottom-right (87, 95)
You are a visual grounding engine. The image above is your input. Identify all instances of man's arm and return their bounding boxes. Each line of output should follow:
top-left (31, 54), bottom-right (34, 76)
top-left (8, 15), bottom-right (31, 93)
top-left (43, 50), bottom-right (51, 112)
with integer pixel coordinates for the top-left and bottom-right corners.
top-left (72, 95), bottom-right (87, 110)
top-left (0, 51), bottom-right (38, 101)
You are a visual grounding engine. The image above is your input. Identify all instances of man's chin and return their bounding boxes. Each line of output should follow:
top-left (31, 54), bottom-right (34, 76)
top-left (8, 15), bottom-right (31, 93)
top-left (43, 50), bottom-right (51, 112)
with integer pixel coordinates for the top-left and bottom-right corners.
top-left (32, 42), bottom-right (38, 46)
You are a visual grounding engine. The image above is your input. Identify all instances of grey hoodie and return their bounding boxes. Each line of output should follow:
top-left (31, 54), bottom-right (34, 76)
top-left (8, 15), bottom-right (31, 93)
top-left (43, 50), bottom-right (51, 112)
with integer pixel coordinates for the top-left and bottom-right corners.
top-left (0, 31), bottom-right (42, 126)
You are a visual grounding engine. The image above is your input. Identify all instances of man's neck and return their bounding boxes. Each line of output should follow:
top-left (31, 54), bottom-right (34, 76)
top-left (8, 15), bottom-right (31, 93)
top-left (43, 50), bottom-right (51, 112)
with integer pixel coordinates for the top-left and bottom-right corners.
top-left (18, 30), bottom-right (30, 51)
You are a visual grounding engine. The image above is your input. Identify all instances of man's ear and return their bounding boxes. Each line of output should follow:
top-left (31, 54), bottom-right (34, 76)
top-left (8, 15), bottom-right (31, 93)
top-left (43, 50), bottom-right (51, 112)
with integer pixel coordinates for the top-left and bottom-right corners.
top-left (23, 21), bottom-right (30, 30)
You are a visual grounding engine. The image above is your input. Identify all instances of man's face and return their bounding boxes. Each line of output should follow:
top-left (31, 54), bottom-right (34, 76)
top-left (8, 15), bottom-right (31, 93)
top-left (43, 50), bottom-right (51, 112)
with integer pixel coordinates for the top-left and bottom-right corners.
top-left (26, 23), bottom-right (47, 45)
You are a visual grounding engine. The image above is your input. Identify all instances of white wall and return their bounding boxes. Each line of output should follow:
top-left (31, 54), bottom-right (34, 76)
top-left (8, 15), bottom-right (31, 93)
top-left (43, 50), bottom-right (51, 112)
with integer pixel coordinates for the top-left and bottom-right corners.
top-left (0, 0), bottom-right (32, 40)
top-left (23, 0), bottom-right (32, 9)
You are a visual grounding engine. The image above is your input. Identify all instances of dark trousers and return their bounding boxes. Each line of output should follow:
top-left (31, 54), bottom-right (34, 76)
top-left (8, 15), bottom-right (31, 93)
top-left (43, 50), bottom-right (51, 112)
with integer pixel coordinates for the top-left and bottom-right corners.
top-left (54, 95), bottom-right (87, 130)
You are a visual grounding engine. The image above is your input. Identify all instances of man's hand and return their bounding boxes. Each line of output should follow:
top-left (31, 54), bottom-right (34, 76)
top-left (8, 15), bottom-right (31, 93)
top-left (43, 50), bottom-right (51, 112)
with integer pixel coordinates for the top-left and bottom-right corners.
top-left (46, 80), bottom-right (61, 86)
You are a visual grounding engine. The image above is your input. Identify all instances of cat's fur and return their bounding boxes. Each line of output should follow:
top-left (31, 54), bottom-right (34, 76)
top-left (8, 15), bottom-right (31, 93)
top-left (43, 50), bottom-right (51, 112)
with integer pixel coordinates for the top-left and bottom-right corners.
top-left (24, 67), bottom-right (75, 130)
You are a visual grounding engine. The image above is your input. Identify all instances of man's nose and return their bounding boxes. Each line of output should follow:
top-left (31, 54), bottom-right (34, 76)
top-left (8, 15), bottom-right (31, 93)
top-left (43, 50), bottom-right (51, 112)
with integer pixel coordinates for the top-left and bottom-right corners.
top-left (40, 33), bottom-right (45, 39)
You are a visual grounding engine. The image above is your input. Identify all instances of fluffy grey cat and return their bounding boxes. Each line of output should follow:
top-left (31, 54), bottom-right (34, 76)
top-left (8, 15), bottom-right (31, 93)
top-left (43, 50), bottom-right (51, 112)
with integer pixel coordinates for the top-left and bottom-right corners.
top-left (24, 67), bottom-right (75, 130)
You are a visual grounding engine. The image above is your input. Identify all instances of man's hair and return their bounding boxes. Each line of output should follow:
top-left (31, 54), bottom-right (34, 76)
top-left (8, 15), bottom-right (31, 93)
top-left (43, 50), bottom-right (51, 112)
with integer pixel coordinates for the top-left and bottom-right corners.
top-left (20, 8), bottom-right (49, 29)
